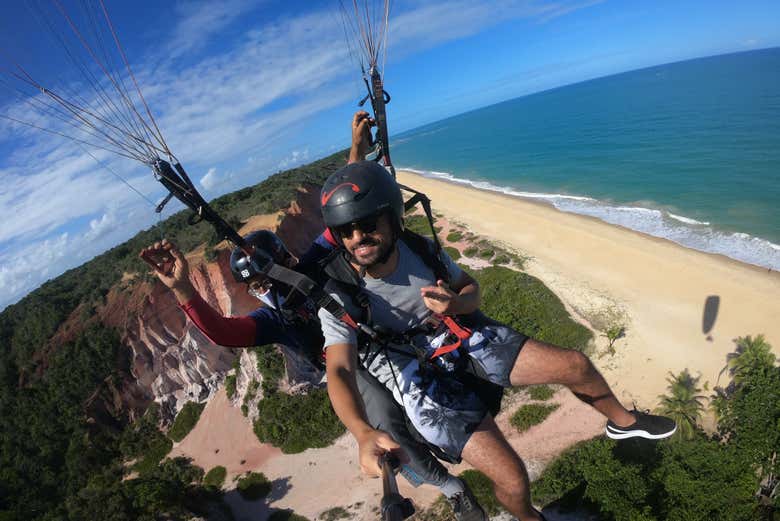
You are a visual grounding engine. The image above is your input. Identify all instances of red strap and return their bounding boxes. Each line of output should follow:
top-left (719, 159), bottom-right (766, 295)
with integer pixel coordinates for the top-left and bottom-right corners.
top-left (323, 227), bottom-right (338, 246)
top-left (429, 316), bottom-right (472, 359)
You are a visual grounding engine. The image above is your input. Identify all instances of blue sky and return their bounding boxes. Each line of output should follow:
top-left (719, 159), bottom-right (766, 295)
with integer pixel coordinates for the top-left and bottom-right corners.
top-left (1, 0), bottom-right (778, 311)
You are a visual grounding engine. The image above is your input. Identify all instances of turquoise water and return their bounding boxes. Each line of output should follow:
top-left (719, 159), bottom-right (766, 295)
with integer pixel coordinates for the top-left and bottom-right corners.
top-left (393, 48), bottom-right (780, 270)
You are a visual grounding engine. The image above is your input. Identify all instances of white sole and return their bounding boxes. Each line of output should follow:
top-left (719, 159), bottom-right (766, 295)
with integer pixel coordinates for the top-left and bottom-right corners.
top-left (605, 424), bottom-right (677, 440)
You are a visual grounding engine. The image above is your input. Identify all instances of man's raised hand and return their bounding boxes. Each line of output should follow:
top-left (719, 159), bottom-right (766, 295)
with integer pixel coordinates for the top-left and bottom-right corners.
top-left (139, 240), bottom-right (194, 302)
top-left (349, 110), bottom-right (376, 163)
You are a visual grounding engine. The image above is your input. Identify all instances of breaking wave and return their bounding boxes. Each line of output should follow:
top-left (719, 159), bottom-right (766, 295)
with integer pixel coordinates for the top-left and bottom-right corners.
top-left (402, 168), bottom-right (780, 271)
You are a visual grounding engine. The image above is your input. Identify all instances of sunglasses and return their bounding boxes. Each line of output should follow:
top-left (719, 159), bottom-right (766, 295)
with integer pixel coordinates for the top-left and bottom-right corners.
top-left (333, 213), bottom-right (383, 239)
top-left (247, 278), bottom-right (273, 299)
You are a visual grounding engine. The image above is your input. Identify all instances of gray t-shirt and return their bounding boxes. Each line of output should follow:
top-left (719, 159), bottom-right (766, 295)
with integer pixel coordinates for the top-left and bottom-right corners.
top-left (318, 239), bottom-right (463, 348)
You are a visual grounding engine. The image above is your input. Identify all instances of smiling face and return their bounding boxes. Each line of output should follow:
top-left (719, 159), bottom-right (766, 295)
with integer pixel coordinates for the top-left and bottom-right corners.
top-left (335, 211), bottom-right (395, 267)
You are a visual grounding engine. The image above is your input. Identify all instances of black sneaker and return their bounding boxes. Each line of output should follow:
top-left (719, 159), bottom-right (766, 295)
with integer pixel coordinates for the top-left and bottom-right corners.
top-left (606, 409), bottom-right (677, 440)
top-left (448, 481), bottom-right (487, 521)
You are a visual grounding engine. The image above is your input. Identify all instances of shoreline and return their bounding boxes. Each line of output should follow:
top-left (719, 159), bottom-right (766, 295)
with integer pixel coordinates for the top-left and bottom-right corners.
top-left (398, 168), bottom-right (780, 405)
top-left (399, 167), bottom-right (780, 272)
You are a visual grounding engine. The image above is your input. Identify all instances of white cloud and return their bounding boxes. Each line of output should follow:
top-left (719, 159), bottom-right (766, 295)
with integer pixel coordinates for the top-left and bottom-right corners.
top-left (278, 148), bottom-right (310, 169)
top-left (199, 166), bottom-right (239, 191)
top-left (165, 0), bottom-right (263, 59)
top-left (0, 0), bottom-right (603, 310)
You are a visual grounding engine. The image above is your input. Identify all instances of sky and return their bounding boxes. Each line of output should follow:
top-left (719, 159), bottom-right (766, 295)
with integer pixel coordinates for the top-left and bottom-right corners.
top-left (1, 0), bottom-right (778, 311)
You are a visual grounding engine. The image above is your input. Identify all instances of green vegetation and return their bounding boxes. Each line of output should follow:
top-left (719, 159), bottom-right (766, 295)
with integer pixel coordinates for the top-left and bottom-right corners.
top-left (404, 214), bottom-right (435, 237)
top-left (463, 246), bottom-right (478, 257)
top-left (478, 248), bottom-right (495, 260)
top-left (602, 324), bottom-right (626, 355)
top-left (472, 266), bottom-right (593, 351)
top-left (510, 403), bottom-right (560, 432)
top-left (254, 388), bottom-right (345, 453)
top-left (318, 506), bottom-right (352, 520)
top-left (203, 466), bottom-right (227, 490)
top-left (407, 469), bottom-right (503, 520)
top-left (243, 379), bottom-right (260, 416)
top-left (719, 334), bottom-right (774, 386)
top-left (237, 472), bottom-right (273, 500)
top-left (133, 434), bottom-right (175, 476)
top-left (0, 151), bottom-right (348, 521)
top-left (443, 246), bottom-right (461, 261)
top-left (446, 230), bottom-right (463, 242)
top-left (528, 384), bottom-right (555, 401)
top-left (255, 345), bottom-right (286, 394)
top-left (492, 253), bottom-right (511, 265)
top-left (168, 401), bottom-right (206, 442)
top-left (225, 373), bottom-right (237, 399)
top-left (460, 469), bottom-right (503, 516)
top-left (533, 335), bottom-right (779, 520)
top-left (655, 369), bottom-right (706, 441)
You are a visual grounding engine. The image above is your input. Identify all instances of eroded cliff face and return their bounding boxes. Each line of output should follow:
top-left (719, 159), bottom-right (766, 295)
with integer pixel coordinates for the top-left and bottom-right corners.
top-left (75, 185), bottom-right (328, 426)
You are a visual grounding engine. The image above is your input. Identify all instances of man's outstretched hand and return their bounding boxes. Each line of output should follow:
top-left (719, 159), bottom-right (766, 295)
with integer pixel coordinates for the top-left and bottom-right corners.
top-left (349, 110), bottom-right (375, 164)
top-left (356, 429), bottom-right (408, 478)
top-left (139, 239), bottom-right (194, 302)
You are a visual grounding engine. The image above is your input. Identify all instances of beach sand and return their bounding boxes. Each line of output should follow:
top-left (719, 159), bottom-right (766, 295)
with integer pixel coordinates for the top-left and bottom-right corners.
top-left (397, 169), bottom-right (780, 405)
top-left (172, 170), bottom-right (780, 519)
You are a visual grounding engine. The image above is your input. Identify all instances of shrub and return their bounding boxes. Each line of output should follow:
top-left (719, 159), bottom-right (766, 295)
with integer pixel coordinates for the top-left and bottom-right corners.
top-left (318, 506), bottom-right (352, 520)
top-left (446, 231), bottom-right (463, 243)
top-left (443, 246), bottom-right (461, 261)
top-left (254, 388), bottom-right (345, 453)
top-left (255, 345), bottom-right (285, 394)
top-left (225, 374), bottom-right (237, 399)
top-left (492, 253), bottom-right (511, 265)
top-left (463, 246), bottom-right (478, 257)
top-left (168, 401), bottom-right (206, 442)
top-left (472, 266), bottom-right (592, 351)
top-left (478, 248), bottom-right (494, 260)
top-left (244, 379), bottom-right (260, 412)
top-left (528, 385), bottom-right (555, 401)
top-left (133, 435), bottom-right (173, 475)
top-left (603, 324), bottom-right (626, 355)
top-left (404, 214), bottom-right (434, 237)
top-left (203, 466), bottom-right (227, 490)
top-left (460, 469), bottom-right (503, 516)
top-left (236, 472), bottom-right (272, 500)
top-left (510, 403), bottom-right (559, 432)
top-left (532, 435), bottom-right (762, 520)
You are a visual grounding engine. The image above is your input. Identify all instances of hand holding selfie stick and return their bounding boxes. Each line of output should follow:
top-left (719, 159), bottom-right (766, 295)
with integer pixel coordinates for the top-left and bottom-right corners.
top-left (380, 453), bottom-right (415, 521)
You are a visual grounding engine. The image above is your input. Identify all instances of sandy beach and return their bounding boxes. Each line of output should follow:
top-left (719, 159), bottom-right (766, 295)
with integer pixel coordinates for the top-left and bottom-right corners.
top-left (396, 170), bottom-right (780, 406)
top-left (172, 169), bottom-right (780, 520)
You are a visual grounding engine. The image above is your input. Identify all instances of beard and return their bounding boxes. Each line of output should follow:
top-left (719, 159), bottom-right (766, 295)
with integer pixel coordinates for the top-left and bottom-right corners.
top-left (348, 236), bottom-right (393, 267)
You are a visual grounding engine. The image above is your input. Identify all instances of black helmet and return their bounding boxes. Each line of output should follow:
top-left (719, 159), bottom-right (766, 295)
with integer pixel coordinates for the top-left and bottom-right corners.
top-left (320, 161), bottom-right (403, 233)
top-left (230, 230), bottom-right (293, 283)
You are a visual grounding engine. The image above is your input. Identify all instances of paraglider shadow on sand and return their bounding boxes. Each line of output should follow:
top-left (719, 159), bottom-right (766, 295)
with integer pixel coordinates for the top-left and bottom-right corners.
top-left (222, 476), bottom-right (293, 521)
top-left (702, 295), bottom-right (720, 342)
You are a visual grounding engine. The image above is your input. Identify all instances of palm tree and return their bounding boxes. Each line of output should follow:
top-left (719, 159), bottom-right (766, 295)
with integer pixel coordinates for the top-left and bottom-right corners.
top-left (655, 369), bottom-right (706, 441)
top-left (719, 334), bottom-right (776, 387)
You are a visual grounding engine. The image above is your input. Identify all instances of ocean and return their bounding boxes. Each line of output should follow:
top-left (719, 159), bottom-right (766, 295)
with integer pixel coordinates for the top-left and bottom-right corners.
top-left (392, 48), bottom-right (780, 270)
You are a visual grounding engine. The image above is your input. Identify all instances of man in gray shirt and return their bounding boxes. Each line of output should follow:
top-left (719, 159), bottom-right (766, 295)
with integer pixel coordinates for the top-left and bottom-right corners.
top-left (318, 158), bottom-right (677, 521)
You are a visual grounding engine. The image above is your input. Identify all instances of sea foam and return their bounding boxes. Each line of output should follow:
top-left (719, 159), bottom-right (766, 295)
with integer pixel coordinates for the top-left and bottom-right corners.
top-left (401, 168), bottom-right (780, 271)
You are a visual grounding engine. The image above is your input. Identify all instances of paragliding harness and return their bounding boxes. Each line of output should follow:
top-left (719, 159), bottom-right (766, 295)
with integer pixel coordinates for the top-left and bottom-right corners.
top-left (320, 187), bottom-right (504, 463)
